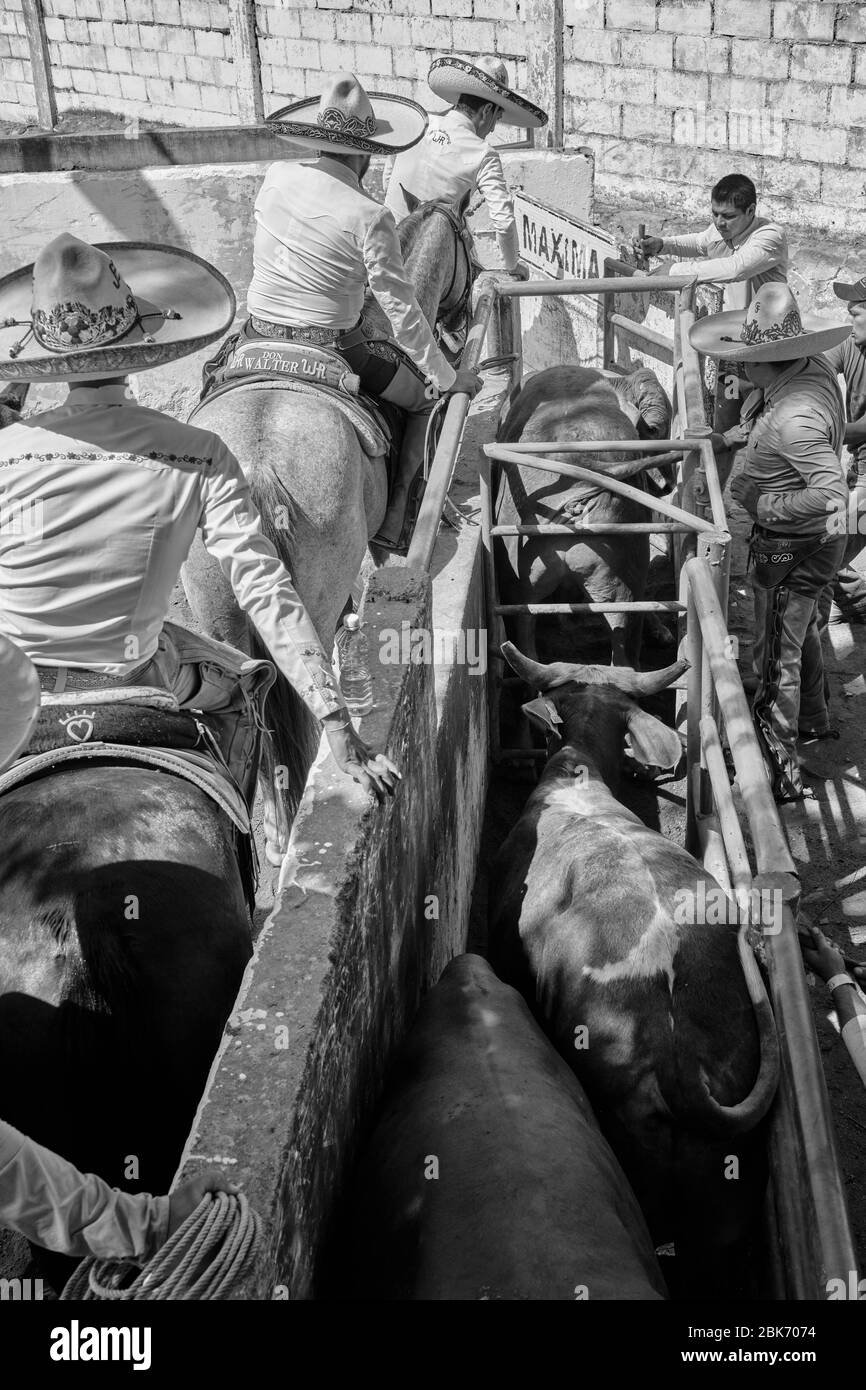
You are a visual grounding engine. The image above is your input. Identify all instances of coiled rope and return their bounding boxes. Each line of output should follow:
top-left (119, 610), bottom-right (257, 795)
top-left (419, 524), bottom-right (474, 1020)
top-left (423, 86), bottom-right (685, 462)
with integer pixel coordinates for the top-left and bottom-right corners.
top-left (60, 1192), bottom-right (263, 1302)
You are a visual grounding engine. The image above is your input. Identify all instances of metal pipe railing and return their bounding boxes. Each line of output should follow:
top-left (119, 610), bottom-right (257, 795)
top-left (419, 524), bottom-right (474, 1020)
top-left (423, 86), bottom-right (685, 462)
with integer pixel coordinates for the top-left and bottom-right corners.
top-left (405, 284), bottom-right (497, 572)
top-left (485, 444), bottom-right (716, 534)
top-left (495, 272), bottom-right (690, 298)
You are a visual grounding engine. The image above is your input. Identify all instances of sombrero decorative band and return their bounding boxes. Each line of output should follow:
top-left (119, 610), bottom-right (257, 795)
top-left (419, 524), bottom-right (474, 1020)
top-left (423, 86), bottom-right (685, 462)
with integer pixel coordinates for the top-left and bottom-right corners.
top-left (319, 105), bottom-right (377, 139)
top-left (0, 237), bottom-right (235, 381)
top-left (427, 55), bottom-right (548, 129)
top-left (721, 307), bottom-right (802, 347)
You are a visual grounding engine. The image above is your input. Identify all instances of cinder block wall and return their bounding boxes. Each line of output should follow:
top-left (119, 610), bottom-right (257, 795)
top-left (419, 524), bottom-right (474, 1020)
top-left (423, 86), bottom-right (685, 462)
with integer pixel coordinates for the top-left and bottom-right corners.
top-left (566, 0), bottom-right (866, 235)
top-left (1, 2), bottom-right (863, 233)
top-left (0, 0), bottom-right (533, 127)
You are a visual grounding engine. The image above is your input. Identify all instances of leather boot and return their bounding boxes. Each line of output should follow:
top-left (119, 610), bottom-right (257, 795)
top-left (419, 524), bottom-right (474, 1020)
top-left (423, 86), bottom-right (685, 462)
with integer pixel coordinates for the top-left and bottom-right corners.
top-left (372, 408), bottom-right (433, 553)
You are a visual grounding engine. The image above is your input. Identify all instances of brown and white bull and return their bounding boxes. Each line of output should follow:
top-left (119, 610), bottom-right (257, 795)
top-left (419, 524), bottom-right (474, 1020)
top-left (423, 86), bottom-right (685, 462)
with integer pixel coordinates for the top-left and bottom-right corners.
top-left (488, 644), bottom-right (780, 1293)
top-left (495, 365), bottom-right (674, 667)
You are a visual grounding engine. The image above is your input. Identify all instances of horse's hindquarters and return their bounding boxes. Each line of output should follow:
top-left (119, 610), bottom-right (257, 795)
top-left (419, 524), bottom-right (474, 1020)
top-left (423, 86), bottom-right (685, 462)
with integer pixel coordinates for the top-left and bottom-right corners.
top-left (0, 766), bottom-right (252, 1192)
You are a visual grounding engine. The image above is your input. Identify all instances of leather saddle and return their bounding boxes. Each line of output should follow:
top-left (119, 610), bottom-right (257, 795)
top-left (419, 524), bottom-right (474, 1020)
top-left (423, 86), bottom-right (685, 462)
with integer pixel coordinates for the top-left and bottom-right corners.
top-left (195, 336), bottom-right (403, 484)
top-left (0, 690), bottom-right (253, 854)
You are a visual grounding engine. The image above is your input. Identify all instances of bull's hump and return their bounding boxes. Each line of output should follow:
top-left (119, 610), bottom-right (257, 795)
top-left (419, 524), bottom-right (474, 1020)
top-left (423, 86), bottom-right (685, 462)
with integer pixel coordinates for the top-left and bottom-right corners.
top-left (535, 779), bottom-right (644, 827)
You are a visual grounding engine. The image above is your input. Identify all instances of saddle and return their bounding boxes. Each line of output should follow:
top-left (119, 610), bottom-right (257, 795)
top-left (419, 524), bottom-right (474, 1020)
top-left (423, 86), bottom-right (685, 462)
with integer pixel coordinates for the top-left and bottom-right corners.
top-left (2, 689), bottom-right (249, 821)
top-left (196, 335), bottom-right (404, 487)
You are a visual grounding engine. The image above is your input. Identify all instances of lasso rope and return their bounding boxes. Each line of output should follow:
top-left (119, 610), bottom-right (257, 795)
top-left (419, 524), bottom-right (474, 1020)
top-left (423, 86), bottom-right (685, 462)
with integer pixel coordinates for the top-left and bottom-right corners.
top-left (60, 1192), bottom-right (263, 1302)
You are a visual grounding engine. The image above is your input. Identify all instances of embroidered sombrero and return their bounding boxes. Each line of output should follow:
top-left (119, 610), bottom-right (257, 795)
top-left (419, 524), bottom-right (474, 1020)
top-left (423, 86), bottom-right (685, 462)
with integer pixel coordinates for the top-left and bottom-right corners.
top-left (0, 234), bottom-right (236, 381)
top-left (266, 72), bottom-right (428, 157)
top-left (427, 55), bottom-right (548, 129)
top-left (0, 635), bottom-right (40, 774)
top-left (688, 283), bottom-right (850, 362)
top-left (834, 274), bottom-right (866, 304)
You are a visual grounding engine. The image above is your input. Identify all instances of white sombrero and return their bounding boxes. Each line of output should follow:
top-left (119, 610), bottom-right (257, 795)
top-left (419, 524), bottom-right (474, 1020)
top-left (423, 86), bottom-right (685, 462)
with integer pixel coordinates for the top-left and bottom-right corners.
top-left (266, 72), bottom-right (428, 157)
top-left (428, 55), bottom-right (548, 129)
top-left (0, 636), bottom-right (40, 774)
top-left (688, 282), bottom-right (851, 362)
top-left (0, 234), bottom-right (236, 382)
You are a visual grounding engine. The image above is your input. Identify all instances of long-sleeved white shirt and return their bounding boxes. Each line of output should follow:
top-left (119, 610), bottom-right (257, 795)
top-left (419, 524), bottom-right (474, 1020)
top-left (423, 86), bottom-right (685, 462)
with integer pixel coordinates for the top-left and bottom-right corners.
top-left (247, 156), bottom-right (456, 392)
top-left (0, 1117), bottom-right (168, 1261)
top-left (661, 216), bottom-right (788, 310)
top-left (384, 108), bottom-right (520, 271)
top-left (0, 384), bottom-right (344, 720)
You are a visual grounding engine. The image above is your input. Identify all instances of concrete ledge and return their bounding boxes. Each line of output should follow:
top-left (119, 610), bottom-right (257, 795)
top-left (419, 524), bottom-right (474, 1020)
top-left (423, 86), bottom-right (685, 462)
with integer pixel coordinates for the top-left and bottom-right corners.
top-left (177, 373), bottom-right (506, 1299)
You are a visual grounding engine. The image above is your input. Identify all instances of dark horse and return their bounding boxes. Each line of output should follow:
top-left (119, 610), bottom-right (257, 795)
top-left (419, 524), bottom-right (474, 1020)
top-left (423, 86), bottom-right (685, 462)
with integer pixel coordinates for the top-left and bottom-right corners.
top-left (0, 383), bottom-right (253, 1287)
top-left (181, 197), bottom-right (474, 832)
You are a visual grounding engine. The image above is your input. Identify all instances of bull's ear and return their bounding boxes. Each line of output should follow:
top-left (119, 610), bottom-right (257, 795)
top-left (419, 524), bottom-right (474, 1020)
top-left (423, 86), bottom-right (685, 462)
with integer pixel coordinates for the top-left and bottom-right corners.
top-left (521, 696), bottom-right (563, 738)
top-left (625, 706), bottom-right (683, 773)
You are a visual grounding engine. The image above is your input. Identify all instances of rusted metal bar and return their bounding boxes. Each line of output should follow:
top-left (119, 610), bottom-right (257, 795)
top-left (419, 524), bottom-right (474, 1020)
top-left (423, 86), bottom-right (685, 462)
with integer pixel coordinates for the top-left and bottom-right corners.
top-left (492, 522), bottom-right (694, 535)
top-left (683, 556), bottom-right (796, 878)
top-left (495, 273), bottom-right (687, 298)
top-left (495, 600), bottom-right (686, 615)
top-left (606, 313), bottom-right (675, 359)
top-left (699, 714), bottom-right (752, 905)
top-left (485, 444), bottom-right (715, 533)
top-left (479, 437), bottom-right (502, 765)
top-left (684, 567), bottom-right (703, 855)
top-left (406, 287), bottom-right (496, 571)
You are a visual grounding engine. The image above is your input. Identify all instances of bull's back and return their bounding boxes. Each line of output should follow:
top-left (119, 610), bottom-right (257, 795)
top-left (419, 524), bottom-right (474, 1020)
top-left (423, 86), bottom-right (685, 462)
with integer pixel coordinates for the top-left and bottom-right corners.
top-left (342, 954), bottom-right (667, 1301)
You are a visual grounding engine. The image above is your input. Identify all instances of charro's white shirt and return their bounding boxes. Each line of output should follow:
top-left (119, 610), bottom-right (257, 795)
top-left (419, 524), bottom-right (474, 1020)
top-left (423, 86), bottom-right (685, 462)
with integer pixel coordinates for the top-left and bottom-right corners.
top-left (384, 109), bottom-right (520, 271)
top-left (0, 384), bottom-right (343, 720)
top-left (246, 155), bottom-right (456, 392)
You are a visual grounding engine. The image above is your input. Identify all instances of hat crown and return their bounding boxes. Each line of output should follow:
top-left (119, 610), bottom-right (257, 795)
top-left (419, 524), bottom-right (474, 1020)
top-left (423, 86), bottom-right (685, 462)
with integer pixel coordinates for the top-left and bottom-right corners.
top-left (316, 72), bottom-right (377, 141)
top-left (740, 283), bottom-right (803, 348)
top-left (31, 234), bottom-right (139, 354)
top-left (471, 55), bottom-right (509, 91)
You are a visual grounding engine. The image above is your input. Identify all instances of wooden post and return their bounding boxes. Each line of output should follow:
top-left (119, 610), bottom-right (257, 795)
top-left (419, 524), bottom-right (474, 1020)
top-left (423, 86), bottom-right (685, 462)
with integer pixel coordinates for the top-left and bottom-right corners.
top-left (524, 0), bottom-right (563, 149)
top-left (228, 0), bottom-right (264, 124)
top-left (21, 0), bottom-right (57, 132)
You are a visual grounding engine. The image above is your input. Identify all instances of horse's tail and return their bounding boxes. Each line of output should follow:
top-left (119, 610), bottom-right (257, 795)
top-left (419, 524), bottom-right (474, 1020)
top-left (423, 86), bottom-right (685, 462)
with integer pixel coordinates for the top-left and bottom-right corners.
top-left (245, 460), bottom-right (321, 823)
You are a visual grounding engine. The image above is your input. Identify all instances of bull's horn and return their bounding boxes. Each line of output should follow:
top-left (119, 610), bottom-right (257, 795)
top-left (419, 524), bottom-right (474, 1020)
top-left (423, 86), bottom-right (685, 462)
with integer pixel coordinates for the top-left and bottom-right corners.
top-left (500, 642), bottom-right (555, 688)
top-left (628, 660), bottom-right (690, 696)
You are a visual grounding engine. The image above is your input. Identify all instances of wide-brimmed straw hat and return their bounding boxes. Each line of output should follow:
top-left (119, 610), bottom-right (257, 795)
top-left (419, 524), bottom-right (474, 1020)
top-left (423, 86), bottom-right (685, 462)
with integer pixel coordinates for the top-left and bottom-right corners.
top-left (0, 635), bottom-right (40, 774)
top-left (0, 234), bottom-right (236, 382)
top-left (266, 72), bottom-right (427, 157)
top-left (834, 274), bottom-right (866, 304)
top-left (688, 282), bottom-right (850, 362)
top-left (427, 55), bottom-right (548, 129)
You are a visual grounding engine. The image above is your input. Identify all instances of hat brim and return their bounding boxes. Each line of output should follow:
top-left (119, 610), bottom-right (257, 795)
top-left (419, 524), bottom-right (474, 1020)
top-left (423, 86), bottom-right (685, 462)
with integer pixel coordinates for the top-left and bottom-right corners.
top-left (427, 57), bottom-right (548, 129)
top-left (0, 635), bottom-right (40, 774)
top-left (688, 308), bottom-right (852, 362)
top-left (266, 93), bottom-right (428, 156)
top-left (0, 242), bottom-right (236, 382)
top-left (834, 280), bottom-right (866, 303)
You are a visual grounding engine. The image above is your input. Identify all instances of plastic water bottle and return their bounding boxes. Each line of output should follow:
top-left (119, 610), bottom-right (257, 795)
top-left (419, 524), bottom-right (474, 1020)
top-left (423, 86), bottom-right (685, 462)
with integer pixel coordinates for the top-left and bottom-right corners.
top-left (339, 614), bottom-right (374, 716)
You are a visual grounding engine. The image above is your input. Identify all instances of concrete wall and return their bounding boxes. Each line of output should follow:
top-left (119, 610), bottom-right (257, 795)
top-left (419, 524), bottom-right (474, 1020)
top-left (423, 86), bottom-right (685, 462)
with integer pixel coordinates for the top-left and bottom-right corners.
top-left (176, 370), bottom-right (506, 1299)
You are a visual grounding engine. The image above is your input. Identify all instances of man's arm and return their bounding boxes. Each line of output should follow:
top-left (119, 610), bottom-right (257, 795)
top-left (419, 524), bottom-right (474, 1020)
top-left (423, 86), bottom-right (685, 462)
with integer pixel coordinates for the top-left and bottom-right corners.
top-left (363, 206), bottom-right (457, 393)
top-left (659, 224), bottom-right (715, 258)
top-left (753, 413), bottom-right (849, 527)
top-left (666, 223), bottom-right (785, 284)
top-left (475, 145), bottom-right (520, 272)
top-left (0, 1117), bottom-right (169, 1261)
top-left (199, 444), bottom-right (400, 799)
top-left (802, 927), bottom-right (866, 1088)
top-left (200, 448), bottom-right (344, 721)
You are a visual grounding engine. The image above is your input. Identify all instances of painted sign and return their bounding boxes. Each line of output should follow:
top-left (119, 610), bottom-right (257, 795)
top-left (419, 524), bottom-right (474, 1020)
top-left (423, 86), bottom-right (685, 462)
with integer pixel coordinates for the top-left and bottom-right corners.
top-left (514, 191), bottom-right (616, 281)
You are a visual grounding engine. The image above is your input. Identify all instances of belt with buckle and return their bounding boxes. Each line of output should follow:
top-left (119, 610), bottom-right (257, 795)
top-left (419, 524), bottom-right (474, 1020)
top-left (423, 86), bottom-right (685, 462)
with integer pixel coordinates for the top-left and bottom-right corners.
top-left (36, 665), bottom-right (142, 695)
top-left (248, 315), bottom-right (347, 346)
